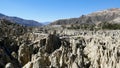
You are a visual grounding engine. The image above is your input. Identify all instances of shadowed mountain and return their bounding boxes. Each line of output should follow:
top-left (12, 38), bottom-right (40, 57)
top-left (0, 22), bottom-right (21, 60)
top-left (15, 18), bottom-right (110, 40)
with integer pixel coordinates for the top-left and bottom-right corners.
top-left (0, 13), bottom-right (43, 26)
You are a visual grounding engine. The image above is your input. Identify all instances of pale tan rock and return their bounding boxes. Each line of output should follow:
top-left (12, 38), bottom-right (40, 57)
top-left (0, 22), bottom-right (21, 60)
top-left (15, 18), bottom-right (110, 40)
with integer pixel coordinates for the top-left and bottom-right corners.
top-left (23, 62), bottom-right (33, 68)
top-left (18, 43), bottom-right (31, 66)
top-left (72, 62), bottom-right (79, 68)
top-left (5, 63), bottom-right (14, 68)
top-left (45, 34), bottom-right (61, 54)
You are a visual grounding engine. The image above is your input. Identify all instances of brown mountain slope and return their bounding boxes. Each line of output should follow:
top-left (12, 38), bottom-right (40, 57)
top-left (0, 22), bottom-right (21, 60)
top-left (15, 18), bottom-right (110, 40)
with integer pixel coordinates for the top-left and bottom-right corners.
top-left (51, 8), bottom-right (120, 25)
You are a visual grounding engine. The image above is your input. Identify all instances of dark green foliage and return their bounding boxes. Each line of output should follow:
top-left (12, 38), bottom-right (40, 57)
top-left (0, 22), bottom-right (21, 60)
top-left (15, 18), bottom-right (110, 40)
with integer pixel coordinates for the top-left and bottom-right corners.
top-left (67, 22), bottom-right (120, 30)
top-left (67, 23), bottom-right (95, 30)
top-left (98, 22), bottom-right (120, 30)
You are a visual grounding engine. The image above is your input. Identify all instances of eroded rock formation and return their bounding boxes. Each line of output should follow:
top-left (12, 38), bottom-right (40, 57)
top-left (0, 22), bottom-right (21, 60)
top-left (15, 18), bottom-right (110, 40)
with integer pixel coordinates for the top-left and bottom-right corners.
top-left (0, 16), bottom-right (120, 68)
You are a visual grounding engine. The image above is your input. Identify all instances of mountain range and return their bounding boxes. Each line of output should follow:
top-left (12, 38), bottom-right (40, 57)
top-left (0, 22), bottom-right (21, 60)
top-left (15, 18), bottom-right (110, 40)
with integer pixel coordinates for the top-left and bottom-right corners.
top-left (51, 8), bottom-right (120, 25)
top-left (0, 13), bottom-right (43, 26)
top-left (1, 8), bottom-right (120, 26)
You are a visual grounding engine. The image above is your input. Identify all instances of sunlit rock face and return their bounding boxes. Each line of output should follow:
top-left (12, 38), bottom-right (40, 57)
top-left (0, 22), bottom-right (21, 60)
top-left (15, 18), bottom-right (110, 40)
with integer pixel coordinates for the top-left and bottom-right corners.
top-left (22, 30), bottom-right (120, 68)
top-left (84, 32), bottom-right (120, 68)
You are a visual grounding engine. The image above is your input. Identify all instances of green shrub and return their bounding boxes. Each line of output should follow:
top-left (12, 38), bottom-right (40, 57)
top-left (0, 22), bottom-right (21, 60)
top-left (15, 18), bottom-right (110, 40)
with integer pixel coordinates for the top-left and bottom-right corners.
top-left (98, 22), bottom-right (120, 30)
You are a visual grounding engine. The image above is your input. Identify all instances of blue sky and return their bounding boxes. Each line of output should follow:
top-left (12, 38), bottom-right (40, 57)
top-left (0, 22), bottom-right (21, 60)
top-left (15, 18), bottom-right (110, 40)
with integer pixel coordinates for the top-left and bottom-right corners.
top-left (0, 0), bottom-right (120, 22)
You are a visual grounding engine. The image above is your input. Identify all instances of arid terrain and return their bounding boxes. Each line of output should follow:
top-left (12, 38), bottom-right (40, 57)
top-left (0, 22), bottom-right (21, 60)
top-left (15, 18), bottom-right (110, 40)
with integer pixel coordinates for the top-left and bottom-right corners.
top-left (0, 8), bottom-right (120, 68)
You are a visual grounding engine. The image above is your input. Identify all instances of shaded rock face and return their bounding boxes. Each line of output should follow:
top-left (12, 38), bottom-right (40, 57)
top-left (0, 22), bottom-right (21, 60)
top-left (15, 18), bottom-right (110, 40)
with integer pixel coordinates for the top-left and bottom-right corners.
top-left (45, 34), bottom-right (61, 54)
top-left (0, 46), bottom-right (11, 68)
top-left (0, 19), bottom-right (29, 68)
top-left (0, 38), bottom-right (20, 68)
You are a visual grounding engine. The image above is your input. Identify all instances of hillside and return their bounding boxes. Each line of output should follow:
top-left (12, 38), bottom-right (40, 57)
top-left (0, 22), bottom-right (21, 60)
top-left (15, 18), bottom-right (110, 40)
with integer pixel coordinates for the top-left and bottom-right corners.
top-left (51, 8), bottom-right (120, 25)
top-left (0, 13), bottom-right (43, 26)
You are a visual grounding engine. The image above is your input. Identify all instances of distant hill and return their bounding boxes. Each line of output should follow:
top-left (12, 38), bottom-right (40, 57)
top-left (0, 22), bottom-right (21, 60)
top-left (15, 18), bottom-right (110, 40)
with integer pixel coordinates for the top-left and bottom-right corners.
top-left (0, 13), bottom-right (43, 26)
top-left (51, 8), bottom-right (120, 25)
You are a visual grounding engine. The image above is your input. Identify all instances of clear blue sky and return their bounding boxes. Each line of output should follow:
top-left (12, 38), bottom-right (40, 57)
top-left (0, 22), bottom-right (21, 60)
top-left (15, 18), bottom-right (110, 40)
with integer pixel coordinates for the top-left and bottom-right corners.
top-left (0, 0), bottom-right (120, 22)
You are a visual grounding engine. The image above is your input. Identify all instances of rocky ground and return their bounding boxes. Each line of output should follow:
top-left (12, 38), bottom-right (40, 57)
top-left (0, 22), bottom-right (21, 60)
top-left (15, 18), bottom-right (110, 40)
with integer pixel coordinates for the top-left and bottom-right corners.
top-left (0, 19), bottom-right (120, 68)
